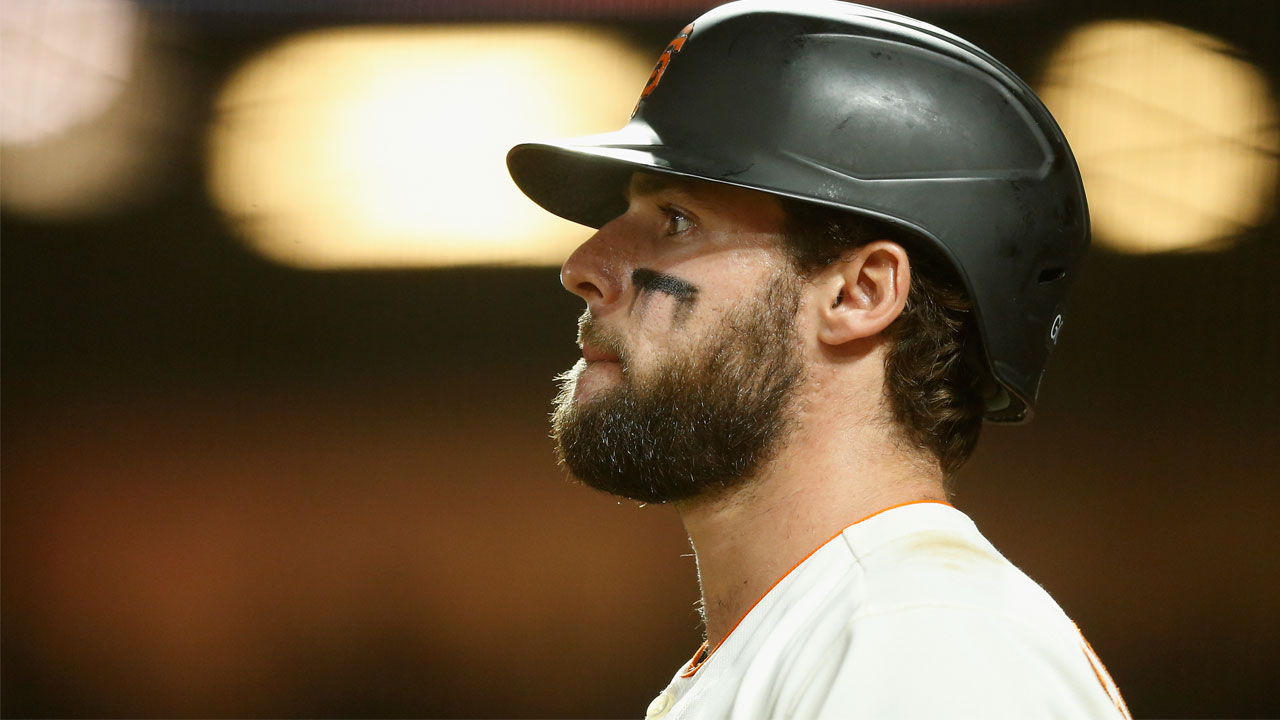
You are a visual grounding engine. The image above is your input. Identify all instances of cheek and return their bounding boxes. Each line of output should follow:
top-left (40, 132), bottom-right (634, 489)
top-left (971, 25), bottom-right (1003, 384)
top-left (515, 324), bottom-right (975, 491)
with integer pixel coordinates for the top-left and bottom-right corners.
top-left (631, 287), bottom-right (698, 332)
top-left (628, 305), bottom-right (714, 370)
top-left (626, 249), bottom-right (783, 349)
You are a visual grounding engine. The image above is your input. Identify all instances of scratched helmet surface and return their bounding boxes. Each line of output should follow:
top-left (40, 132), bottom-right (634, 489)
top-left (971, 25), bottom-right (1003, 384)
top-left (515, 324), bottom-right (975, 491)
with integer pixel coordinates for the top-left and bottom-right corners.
top-left (507, 0), bottom-right (1089, 422)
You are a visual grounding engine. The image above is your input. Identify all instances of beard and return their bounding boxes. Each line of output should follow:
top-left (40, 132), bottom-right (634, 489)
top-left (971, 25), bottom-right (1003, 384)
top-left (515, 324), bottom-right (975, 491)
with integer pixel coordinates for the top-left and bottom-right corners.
top-left (550, 271), bottom-right (805, 503)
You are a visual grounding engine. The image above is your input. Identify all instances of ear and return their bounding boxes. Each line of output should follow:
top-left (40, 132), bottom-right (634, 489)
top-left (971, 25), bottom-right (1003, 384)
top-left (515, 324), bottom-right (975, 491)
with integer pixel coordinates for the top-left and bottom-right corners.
top-left (813, 241), bottom-right (911, 347)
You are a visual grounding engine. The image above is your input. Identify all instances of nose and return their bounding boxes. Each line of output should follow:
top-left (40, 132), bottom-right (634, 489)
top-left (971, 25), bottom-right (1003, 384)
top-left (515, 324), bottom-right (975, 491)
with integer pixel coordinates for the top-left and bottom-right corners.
top-left (560, 219), bottom-right (628, 307)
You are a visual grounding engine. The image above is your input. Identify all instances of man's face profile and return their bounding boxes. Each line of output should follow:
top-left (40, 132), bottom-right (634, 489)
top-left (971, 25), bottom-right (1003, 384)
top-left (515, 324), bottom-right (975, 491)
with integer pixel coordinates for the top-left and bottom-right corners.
top-left (550, 174), bottom-right (806, 503)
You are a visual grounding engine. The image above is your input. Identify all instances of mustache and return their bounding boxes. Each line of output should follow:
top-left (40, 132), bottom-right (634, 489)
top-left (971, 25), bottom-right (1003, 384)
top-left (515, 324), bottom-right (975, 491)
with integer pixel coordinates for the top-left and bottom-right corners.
top-left (576, 312), bottom-right (629, 365)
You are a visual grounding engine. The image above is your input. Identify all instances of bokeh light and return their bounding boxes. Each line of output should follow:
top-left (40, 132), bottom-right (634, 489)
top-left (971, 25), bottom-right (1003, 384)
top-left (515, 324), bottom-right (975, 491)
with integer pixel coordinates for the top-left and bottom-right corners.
top-left (0, 0), bottom-right (137, 145)
top-left (1039, 20), bottom-right (1279, 254)
top-left (0, 0), bottom-right (189, 220)
top-left (207, 25), bottom-right (652, 269)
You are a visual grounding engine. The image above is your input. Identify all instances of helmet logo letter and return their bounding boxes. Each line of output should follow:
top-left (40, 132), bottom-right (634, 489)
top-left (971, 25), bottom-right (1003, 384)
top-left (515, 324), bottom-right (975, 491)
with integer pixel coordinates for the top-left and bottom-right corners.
top-left (633, 24), bottom-right (694, 116)
top-left (1050, 314), bottom-right (1064, 343)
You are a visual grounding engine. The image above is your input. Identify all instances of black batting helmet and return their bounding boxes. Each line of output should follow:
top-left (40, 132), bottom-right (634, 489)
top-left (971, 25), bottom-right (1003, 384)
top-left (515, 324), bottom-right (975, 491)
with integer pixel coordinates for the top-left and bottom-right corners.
top-left (507, 0), bottom-right (1089, 422)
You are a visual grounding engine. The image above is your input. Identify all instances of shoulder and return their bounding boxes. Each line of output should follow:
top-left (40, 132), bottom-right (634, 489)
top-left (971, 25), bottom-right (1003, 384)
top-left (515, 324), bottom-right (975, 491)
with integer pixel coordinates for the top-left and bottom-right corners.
top-left (660, 503), bottom-right (1130, 720)
top-left (781, 503), bottom-right (1131, 719)
top-left (786, 603), bottom-right (1128, 719)
top-left (841, 502), bottom-right (1066, 626)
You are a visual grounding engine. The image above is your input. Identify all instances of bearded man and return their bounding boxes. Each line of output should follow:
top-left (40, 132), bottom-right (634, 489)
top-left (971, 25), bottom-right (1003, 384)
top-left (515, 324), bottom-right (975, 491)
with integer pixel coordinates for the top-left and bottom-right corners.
top-left (507, 1), bottom-right (1131, 717)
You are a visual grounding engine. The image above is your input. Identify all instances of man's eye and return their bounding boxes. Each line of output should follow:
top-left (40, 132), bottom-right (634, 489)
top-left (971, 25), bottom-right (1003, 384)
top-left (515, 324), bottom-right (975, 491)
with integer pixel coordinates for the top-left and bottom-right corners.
top-left (665, 208), bottom-right (693, 235)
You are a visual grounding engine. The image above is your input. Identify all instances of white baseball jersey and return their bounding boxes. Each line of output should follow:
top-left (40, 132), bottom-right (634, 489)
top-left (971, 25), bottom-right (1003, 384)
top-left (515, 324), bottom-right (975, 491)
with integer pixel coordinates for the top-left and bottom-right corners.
top-left (644, 501), bottom-right (1130, 720)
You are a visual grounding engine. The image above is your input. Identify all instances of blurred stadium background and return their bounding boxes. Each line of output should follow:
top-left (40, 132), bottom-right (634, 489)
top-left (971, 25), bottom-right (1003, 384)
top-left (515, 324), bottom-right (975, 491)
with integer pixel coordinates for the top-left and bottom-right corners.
top-left (2, 0), bottom-right (1277, 716)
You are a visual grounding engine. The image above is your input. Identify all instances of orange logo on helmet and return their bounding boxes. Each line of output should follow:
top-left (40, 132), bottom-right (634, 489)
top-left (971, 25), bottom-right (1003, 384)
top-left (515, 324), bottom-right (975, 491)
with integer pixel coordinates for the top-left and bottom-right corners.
top-left (633, 23), bottom-right (694, 116)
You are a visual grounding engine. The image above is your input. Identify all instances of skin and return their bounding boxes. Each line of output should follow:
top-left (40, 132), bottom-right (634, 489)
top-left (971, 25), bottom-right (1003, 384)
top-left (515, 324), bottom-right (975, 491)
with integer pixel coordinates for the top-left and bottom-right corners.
top-left (559, 172), bottom-right (947, 650)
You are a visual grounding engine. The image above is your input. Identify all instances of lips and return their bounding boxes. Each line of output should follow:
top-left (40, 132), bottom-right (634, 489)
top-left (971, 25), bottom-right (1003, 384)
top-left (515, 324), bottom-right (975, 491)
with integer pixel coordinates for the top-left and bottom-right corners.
top-left (582, 345), bottom-right (621, 363)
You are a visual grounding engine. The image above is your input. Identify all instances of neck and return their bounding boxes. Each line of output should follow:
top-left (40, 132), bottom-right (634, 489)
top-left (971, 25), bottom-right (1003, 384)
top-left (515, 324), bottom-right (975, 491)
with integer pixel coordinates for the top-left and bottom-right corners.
top-left (673, 408), bottom-right (946, 650)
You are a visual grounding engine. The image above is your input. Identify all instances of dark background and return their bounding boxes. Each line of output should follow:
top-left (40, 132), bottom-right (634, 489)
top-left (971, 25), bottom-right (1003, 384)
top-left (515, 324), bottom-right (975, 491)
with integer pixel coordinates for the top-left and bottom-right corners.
top-left (3, 0), bottom-right (1278, 717)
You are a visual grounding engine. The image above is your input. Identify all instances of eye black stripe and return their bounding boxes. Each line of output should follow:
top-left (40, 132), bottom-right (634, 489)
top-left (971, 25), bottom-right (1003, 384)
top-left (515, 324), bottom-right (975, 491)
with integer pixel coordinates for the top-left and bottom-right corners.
top-left (632, 268), bottom-right (699, 303)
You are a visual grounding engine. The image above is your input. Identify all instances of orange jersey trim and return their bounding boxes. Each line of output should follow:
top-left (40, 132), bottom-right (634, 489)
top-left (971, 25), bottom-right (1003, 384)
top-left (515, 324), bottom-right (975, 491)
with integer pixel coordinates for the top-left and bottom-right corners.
top-left (1079, 630), bottom-right (1133, 719)
top-left (680, 499), bottom-right (954, 678)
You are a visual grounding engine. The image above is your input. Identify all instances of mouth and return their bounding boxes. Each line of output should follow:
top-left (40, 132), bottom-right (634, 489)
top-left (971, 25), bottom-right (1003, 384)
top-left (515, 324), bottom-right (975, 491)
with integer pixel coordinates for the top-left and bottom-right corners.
top-left (581, 345), bottom-right (621, 364)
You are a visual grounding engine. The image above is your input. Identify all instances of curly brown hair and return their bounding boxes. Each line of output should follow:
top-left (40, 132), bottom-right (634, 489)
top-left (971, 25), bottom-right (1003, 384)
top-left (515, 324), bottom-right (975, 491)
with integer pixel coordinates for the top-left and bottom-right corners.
top-left (780, 199), bottom-right (986, 484)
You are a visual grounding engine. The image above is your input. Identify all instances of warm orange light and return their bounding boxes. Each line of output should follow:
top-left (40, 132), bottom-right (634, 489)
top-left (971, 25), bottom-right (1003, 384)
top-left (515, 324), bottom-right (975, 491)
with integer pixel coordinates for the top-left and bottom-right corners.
top-left (207, 26), bottom-right (652, 269)
top-left (1039, 21), bottom-right (1279, 254)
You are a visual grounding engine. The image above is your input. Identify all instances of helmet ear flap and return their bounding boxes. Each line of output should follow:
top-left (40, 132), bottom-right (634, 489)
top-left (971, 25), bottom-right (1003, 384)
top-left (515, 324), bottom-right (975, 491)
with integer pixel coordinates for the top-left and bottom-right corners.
top-left (969, 348), bottom-right (1013, 415)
